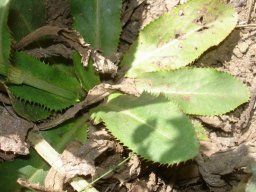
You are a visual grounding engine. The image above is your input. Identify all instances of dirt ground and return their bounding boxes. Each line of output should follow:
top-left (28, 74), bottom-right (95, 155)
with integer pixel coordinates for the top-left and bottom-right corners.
top-left (1, 0), bottom-right (256, 191)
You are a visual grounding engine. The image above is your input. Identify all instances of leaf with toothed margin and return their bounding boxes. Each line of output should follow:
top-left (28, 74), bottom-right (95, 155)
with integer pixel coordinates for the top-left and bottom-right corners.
top-left (8, 84), bottom-right (79, 112)
top-left (121, 0), bottom-right (238, 78)
top-left (10, 94), bottom-right (51, 121)
top-left (90, 93), bottom-right (199, 164)
top-left (7, 52), bottom-right (83, 117)
top-left (0, 0), bottom-right (11, 76)
top-left (134, 68), bottom-right (250, 115)
top-left (10, 52), bottom-right (81, 97)
top-left (8, 52), bottom-right (82, 100)
top-left (71, 0), bottom-right (122, 56)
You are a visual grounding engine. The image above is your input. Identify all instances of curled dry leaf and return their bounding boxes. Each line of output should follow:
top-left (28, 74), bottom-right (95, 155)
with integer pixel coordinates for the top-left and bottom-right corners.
top-left (0, 106), bottom-right (33, 158)
top-left (24, 44), bottom-right (73, 59)
top-left (14, 25), bottom-right (91, 67)
top-left (14, 25), bottom-right (118, 76)
top-left (91, 49), bottom-right (118, 76)
top-left (17, 178), bottom-right (61, 192)
top-left (45, 141), bottom-right (96, 191)
top-left (197, 143), bottom-right (256, 187)
top-left (44, 124), bottom-right (117, 191)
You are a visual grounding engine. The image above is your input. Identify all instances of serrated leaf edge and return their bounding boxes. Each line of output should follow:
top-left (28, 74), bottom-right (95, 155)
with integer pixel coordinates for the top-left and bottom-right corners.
top-left (135, 67), bottom-right (250, 116)
top-left (90, 96), bottom-right (199, 165)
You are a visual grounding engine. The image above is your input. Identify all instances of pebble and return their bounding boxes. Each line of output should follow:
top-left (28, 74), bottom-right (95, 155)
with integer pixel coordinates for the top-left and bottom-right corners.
top-left (238, 41), bottom-right (249, 54)
top-left (233, 47), bottom-right (243, 58)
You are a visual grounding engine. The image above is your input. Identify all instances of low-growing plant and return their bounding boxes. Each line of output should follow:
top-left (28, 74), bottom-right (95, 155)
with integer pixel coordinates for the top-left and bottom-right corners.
top-left (0, 0), bottom-right (250, 191)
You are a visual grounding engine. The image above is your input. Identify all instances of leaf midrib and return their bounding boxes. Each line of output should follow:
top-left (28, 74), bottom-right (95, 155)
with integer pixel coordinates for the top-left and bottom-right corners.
top-left (133, 22), bottom-right (216, 66)
top-left (105, 103), bottom-right (173, 140)
top-left (146, 88), bottom-right (230, 97)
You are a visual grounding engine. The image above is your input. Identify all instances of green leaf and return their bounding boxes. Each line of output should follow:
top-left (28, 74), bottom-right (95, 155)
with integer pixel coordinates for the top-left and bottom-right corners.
top-left (0, 0), bottom-right (11, 76)
top-left (192, 120), bottom-right (209, 141)
top-left (9, 52), bottom-right (81, 99)
top-left (91, 93), bottom-right (199, 164)
top-left (8, 0), bottom-right (45, 41)
top-left (73, 52), bottom-right (100, 91)
top-left (7, 52), bottom-right (82, 113)
top-left (9, 84), bottom-right (79, 112)
top-left (121, 0), bottom-right (238, 78)
top-left (10, 94), bottom-right (52, 121)
top-left (135, 68), bottom-right (250, 115)
top-left (0, 117), bottom-right (88, 192)
top-left (71, 0), bottom-right (122, 56)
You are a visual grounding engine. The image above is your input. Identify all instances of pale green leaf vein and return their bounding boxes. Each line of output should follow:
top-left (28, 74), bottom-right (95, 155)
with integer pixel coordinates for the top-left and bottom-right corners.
top-left (133, 22), bottom-right (215, 66)
top-left (147, 88), bottom-right (228, 97)
top-left (107, 104), bottom-right (172, 140)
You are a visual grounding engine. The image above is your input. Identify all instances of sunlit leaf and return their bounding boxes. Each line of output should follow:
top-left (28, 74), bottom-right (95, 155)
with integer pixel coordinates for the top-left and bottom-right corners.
top-left (135, 68), bottom-right (249, 115)
top-left (121, 0), bottom-right (238, 77)
top-left (91, 93), bottom-right (199, 164)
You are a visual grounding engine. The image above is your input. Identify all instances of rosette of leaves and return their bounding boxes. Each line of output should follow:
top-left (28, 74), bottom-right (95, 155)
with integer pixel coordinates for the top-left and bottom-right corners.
top-left (1, 0), bottom-right (85, 121)
top-left (85, 0), bottom-right (249, 164)
top-left (0, 0), bottom-right (250, 167)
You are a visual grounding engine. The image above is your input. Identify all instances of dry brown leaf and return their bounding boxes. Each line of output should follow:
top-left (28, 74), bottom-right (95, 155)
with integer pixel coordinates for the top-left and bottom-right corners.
top-left (14, 25), bottom-right (91, 67)
top-left (0, 106), bottom-right (33, 158)
top-left (45, 141), bottom-right (96, 190)
top-left (24, 44), bottom-right (73, 59)
top-left (14, 24), bottom-right (120, 77)
top-left (91, 50), bottom-right (118, 77)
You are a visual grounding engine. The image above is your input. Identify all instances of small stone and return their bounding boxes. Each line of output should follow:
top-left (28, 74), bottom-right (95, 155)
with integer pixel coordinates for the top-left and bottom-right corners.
top-left (233, 47), bottom-right (243, 58)
top-left (238, 41), bottom-right (249, 54)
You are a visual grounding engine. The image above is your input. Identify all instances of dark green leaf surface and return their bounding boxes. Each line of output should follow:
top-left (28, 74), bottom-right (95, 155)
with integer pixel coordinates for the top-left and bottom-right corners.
top-left (0, 117), bottom-right (88, 191)
top-left (135, 68), bottom-right (249, 115)
top-left (0, 0), bottom-right (11, 76)
top-left (91, 93), bottom-right (199, 164)
top-left (121, 0), bottom-right (238, 77)
top-left (7, 52), bottom-right (82, 114)
top-left (9, 52), bottom-right (81, 99)
top-left (71, 0), bottom-right (122, 56)
top-left (8, 0), bottom-right (45, 41)
top-left (73, 52), bottom-right (100, 91)
top-left (10, 94), bottom-right (52, 121)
